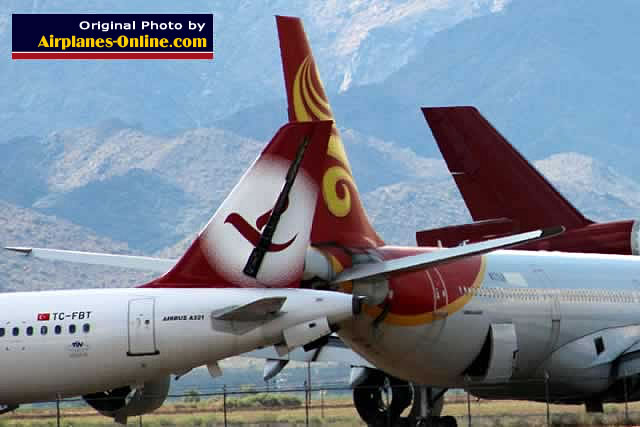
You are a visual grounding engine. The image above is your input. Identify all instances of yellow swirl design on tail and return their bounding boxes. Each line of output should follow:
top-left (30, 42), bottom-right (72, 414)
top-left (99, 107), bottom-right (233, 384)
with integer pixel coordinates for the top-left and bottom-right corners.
top-left (322, 166), bottom-right (352, 218)
top-left (292, 55), bottom-right (355, 218)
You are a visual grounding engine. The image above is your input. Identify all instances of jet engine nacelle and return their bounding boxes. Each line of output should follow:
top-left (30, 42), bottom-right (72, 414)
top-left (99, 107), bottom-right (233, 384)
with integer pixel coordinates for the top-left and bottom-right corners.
top-left (83, 375), bottom-right (170, 424)
top-left (302, 247), bottom-right (335, 282)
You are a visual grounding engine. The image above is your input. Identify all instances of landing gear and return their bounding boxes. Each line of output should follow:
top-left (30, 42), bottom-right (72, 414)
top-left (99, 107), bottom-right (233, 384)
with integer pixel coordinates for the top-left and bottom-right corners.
top-left (415, 416), bottom-right (457, 427)
top-left (408, 385), bottom-right (457, 427)
top-left (585, 399), bottom-right (604, 413)
top-left (353, 370), bottom-right (413, 426)
top-left (0, 404), bottom-right (18, 415)
top-left (352, 371), bottom-right (457, 427)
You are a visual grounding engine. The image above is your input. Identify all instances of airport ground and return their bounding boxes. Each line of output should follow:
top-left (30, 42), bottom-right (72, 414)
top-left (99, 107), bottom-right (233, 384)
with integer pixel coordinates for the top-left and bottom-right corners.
top-left (5, 394), bottom-right (640, 426)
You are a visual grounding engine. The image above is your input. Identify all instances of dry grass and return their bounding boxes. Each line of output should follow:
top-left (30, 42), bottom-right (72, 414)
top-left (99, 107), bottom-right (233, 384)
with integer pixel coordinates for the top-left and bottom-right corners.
top-left (5, 396), bottom-right (640, 426)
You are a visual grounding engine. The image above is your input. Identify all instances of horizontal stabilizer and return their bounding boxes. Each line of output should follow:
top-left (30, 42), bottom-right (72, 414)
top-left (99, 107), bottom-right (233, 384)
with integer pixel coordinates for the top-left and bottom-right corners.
top-left (416, 218), bottom-right (516, 247)
top-left (332, 227), bottom-right (564, 283)
top-left (212, 297), bottom-right (287, 322)
top-left (5, 247), bottom-right (175, 272)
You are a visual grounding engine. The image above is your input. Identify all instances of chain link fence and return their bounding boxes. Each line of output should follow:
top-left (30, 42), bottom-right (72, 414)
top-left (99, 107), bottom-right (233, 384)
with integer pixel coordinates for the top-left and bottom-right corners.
top-left (5, 375), bottom-right (640, 426)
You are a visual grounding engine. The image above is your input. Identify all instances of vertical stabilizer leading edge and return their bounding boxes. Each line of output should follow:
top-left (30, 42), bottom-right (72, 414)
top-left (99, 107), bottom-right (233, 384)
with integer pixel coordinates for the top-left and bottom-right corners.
top-left (276, 15), bottom-right (384, 249)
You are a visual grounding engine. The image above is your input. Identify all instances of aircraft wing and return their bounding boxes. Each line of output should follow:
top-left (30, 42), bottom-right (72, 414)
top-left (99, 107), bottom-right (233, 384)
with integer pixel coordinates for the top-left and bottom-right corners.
top-left (333, 227), bottom-right (563, 283)
top-left (4, 247), bottom-right (175, 273)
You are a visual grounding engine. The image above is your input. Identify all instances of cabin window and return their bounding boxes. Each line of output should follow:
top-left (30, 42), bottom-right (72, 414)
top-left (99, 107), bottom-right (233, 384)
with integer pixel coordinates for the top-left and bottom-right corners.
top-left (40, 326), bottom-right (48, 335)
top-left (54, 325), bottom-right (62, 335)
top-left (0, 328), bottom-right (5, 337)
top-left (26, 326), bottom-right (33, 336)
top-left (69, 324), bottom-right (76, 334)
top-left (83, 324), bottom-right (90, 333)
top-left (595, 337), bottom-right (605, 355)
top-left (12, 327), bottom-right (19, 337)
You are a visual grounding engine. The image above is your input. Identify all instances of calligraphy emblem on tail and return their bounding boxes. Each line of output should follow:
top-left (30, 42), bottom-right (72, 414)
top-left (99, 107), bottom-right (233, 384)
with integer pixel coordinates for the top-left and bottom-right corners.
top-left (224, 199), bottom-right (297, 253)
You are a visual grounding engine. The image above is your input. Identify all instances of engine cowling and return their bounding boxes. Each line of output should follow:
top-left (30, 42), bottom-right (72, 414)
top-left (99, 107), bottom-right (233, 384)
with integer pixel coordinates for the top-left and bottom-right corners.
top-left (302, 247), bottom-right (336, 282)
top-left (83, 375), bottom-right (170, 424)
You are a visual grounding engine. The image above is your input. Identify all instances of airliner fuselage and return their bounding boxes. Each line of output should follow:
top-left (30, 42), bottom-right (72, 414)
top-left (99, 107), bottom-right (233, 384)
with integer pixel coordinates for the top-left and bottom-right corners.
top-left (0, 288), bottom-right (353, 404)
top-left (336, 247), bottom-right (640, 403)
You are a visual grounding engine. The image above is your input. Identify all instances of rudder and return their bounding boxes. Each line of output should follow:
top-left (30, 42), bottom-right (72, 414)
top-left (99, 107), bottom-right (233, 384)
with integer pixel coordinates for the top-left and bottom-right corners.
top-left (276, 15), bottom-right (383, 249)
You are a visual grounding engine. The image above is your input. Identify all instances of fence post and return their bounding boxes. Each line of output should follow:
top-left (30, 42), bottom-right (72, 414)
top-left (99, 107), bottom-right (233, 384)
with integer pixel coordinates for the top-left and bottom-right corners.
top-left (223, 385), bottom-right (228, 427)
top-left (624, 375), bottom-right (629, 425)
top-left (56, 393), bottom-right (61, 427)
top-left (307, 361), bottom-right (312, 405)
top-left (545, 373), bottom-right (550, 427)
top-left (305, 380), bottom-right (310, 427)
top-left (465, 376), bottom-right (471, 427)
top-left (467, 389), bottom-right (471, 427)
top-left (321, 389), bottom-right (325, 419)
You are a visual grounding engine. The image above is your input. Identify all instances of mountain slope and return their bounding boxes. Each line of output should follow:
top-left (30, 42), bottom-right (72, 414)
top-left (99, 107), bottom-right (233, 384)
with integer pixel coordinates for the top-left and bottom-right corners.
top-left (1, 0), bottom-right (498, 139)
top-left (332, 0), bottom-right (640, 179)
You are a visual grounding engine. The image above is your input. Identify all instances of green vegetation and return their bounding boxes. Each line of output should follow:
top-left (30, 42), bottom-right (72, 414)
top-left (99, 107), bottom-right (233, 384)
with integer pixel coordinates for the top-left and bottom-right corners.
top-left (226, 393), bottom-right (302, 409)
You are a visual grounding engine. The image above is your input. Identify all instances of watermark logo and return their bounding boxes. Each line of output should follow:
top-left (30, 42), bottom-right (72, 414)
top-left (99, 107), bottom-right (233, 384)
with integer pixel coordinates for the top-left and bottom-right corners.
top-left (12, 14), bottom-right (214, 60)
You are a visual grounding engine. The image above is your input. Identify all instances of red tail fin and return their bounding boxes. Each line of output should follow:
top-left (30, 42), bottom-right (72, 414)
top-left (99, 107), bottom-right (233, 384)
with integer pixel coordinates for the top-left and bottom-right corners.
top-left (422, 107), bottom-right (592, 232)
top-left (144, 121), bottom-right (333, 288)
top-left (276, 16), bottom-right (383, 249)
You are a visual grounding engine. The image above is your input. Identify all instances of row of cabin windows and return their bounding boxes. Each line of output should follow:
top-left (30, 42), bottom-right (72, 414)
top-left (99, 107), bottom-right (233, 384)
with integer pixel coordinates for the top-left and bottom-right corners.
top-left (461, 287), bottom-right (637, 303)
top-left (0, 323), bottom-right (90, 337)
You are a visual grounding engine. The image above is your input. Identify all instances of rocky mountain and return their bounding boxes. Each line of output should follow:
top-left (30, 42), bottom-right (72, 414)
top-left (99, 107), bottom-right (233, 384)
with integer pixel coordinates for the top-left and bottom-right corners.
top-left (365, 152), bottom-right (640, 246)
top-left (1, 124), bottom-right (265, 251)
top-left (329, 0), bottom-right (640, 179)
top-left (2, 0), bottom-right (500, 140)
top-left (535, 153), bottom-right (640, 222)
top-left (4, 0), bottom-right (640, 292)
top-left (222, 0), bottom-right (640, 181)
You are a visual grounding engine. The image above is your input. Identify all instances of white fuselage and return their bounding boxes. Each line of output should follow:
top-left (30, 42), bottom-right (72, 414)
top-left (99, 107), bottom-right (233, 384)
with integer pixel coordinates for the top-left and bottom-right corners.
top-left (339, 249), bottom-right (640, 400)
top-left (0, 287), bottom-right (353, 404)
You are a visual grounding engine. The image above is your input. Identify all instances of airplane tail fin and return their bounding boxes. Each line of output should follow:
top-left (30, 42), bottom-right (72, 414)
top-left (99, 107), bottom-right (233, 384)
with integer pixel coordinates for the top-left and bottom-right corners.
top-left (144, 120), bottom-right (333, 288)
top-left (276, 15), bottom-right (383, 249)
top-left (422, 107), bottom-right (592, 232)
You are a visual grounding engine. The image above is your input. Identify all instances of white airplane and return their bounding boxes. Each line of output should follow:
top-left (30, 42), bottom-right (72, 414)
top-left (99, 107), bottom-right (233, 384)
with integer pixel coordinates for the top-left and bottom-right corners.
top-left (14, 16), bottom-right (640, 427)
top-left (0, 120), bottom-right (369, 424)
